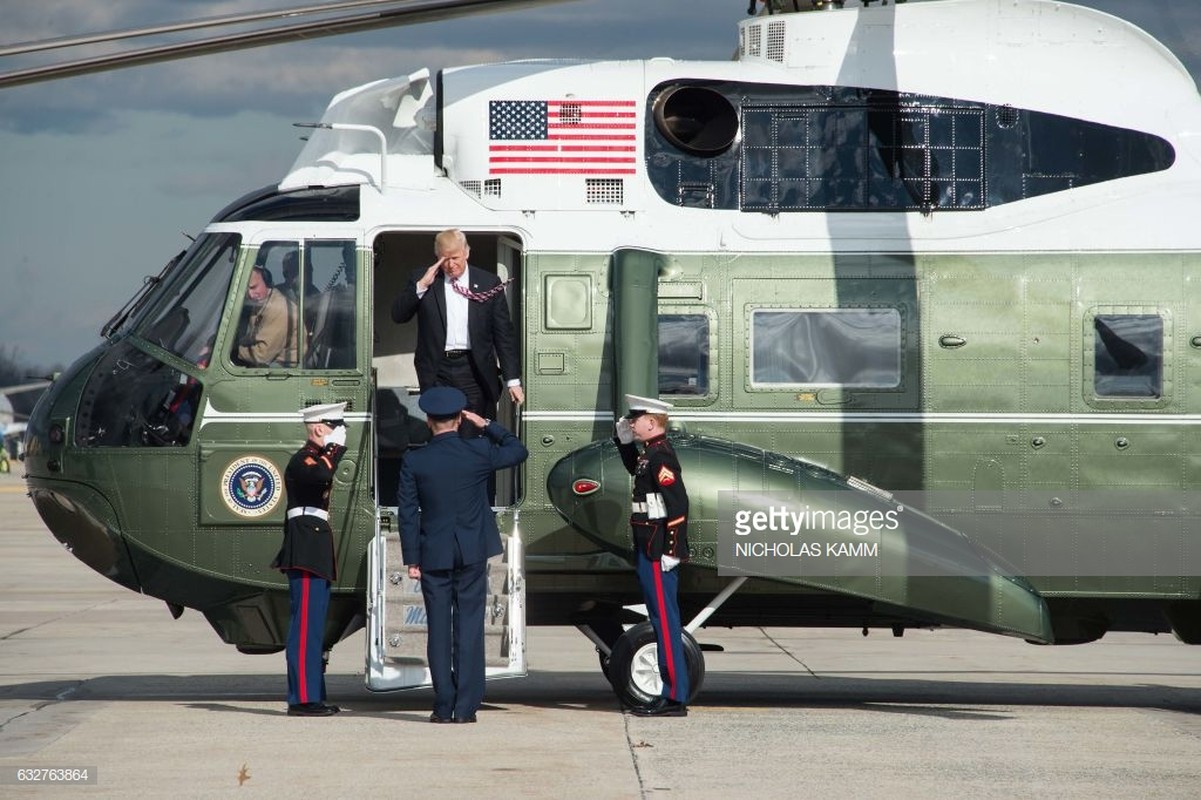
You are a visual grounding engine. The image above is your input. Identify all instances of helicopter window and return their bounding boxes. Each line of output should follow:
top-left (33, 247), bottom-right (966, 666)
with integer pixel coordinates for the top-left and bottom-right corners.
top-left (1093, 314), bottom-right (1163, 398)
top-left (212, 185), bottom-right (360, 223)
top-left (231, 242), bottom-right (301, 369)
top-left (659, 315), bottom-right (710, 396)
top-left (647, 82), bottom-right (1173, 213)
top-left (75, 340), bottom-right (202, 448)
top-left (304, 240), bottom-right (358, 370)
top-left (750, 309), bottom-right (901, 388)
top-left (136, 233), bottom-right (240, 365)
top-left (232, 239), bottom-right (358, 370)
top-left (740, 104), bottom-right (986, 212)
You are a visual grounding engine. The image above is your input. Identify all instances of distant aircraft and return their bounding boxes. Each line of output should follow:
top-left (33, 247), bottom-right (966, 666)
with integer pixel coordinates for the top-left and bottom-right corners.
top-left (12, 0), bottom-right (1201, 710)
top-left (0, 381), bottom-right (48, 466)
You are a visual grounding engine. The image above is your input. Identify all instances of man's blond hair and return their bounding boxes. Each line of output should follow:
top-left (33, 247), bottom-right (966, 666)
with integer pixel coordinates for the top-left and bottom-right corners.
top-left (434, 228), bottom-right (468, 255)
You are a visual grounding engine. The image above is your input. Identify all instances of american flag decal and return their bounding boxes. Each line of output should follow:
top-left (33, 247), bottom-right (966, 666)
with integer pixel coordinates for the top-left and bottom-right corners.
top-left (488, 99), bottom-right (637, 175)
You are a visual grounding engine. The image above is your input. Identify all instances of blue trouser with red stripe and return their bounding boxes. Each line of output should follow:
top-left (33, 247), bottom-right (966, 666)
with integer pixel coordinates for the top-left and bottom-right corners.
top-left (286, 569), bottom-right (330, 706)
top-left (634, 549), bottom-right (689, 703)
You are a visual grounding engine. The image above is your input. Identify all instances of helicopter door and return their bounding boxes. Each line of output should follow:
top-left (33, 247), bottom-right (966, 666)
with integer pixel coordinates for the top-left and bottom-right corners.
top-left (494, 234), bottom-right (523, 507)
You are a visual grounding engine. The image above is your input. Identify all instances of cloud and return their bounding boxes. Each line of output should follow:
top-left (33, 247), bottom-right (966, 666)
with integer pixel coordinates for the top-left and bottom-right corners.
top-left (0, 0), bottom-right (740, 133)
top-left (1, 0), bottom-right (1200, 369)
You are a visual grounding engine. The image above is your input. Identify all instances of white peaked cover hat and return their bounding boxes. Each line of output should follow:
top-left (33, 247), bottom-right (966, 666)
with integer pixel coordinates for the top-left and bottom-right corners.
top-left (301, 402), bottom-right (347, 424)
top-left (624, 394), bottom-right (673, 419)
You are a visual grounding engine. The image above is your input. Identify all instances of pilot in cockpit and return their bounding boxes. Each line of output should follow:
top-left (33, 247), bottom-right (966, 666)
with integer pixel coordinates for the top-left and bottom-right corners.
top-left (232, 263), bottom-right (299, 368)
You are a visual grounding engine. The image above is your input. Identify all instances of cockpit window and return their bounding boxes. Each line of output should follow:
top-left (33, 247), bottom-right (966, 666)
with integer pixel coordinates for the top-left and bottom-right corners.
top-left (304, 240), bottom-right (358, 369)
top-left (75, 340), bottom-right (202, 448)
top-left (231, 241), bottom-right (301, 369)
top-left (230, 239), bottom-right (358, 370)
top-left (136, 233), bottom-right (240, 366)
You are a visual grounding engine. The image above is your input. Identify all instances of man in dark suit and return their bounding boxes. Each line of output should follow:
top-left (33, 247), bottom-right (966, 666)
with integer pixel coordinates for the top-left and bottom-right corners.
top-left (390, 229), bottom-right (523, 422)
top-left (397, 387), bottom-right (529, 723)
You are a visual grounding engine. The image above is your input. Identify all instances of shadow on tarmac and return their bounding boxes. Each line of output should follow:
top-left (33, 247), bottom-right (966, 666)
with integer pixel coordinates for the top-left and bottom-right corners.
top-left (4, 670), bottom-right (1198, 715)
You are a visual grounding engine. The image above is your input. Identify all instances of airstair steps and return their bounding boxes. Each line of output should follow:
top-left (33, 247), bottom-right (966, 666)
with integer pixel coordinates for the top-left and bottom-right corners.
top-left (380, 513), bottom-right (512, 667)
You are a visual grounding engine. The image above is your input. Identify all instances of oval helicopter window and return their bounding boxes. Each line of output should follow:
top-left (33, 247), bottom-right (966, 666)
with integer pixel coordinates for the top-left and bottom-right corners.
top-left (653, 85), bottom-right (739, 157)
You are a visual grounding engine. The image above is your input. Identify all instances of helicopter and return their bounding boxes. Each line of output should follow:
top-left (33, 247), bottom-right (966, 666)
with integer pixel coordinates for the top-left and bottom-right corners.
top-left (13, 0), bottom-right (1201, 710)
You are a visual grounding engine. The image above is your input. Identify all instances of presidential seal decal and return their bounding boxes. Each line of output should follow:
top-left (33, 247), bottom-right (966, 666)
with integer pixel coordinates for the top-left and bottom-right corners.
top-left (221, 456), bottom-right (283, 517)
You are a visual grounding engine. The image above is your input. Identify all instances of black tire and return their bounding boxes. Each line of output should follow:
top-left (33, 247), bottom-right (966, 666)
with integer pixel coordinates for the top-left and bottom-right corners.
top-left (607, 621), bottom-right (705, 709)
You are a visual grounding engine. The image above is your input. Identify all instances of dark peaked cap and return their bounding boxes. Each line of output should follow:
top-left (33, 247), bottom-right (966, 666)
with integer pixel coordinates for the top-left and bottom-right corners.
top-left (419, 386), bottom-right (467, 418)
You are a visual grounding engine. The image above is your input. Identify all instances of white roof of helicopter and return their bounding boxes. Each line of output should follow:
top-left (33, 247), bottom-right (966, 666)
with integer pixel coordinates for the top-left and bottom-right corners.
top-left (266, 0), bottom-right (1201, 254)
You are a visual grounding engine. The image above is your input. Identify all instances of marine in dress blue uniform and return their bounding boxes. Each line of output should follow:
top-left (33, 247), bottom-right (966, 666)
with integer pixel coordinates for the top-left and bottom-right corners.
top-left (615, 394), bottom-right (691, 717)
top-left (271, 402), bottom-right (348, 717)
top-left (398, 387), bottom-right (529, 723)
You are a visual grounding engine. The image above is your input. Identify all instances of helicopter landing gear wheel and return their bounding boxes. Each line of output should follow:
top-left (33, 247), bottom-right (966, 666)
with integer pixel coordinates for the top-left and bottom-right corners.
top-left (607, 621), bottom-right (705, 709)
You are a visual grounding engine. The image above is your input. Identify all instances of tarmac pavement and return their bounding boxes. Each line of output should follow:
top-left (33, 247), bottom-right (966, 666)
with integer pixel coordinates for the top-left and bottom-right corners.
top-left (2, 468), bottom-right (1200, 798)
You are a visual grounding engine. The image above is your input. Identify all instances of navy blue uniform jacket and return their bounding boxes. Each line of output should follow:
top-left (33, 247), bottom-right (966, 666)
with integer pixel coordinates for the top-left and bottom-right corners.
top-left (398, 421), bottom-right (528, 570)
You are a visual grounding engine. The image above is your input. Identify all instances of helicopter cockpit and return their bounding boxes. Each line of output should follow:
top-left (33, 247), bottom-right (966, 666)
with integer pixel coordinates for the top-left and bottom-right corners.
top-left (75, 232), bottom-right (238, 449)
top-left (71, 229), bottom-right (362, 450)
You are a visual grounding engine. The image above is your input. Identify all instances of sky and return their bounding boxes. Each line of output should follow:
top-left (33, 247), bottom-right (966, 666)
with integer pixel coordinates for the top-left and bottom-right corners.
top-left (1, 0), bottom-right (1199, 369)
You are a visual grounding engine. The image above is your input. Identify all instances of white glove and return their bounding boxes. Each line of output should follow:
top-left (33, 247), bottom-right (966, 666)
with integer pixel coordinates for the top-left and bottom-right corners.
top-left (324, 425), bottom-right (347, 447)
top-left (660, 554), bottom-right (680, 572)
top-left (615, 417), bottom-right (634, 445)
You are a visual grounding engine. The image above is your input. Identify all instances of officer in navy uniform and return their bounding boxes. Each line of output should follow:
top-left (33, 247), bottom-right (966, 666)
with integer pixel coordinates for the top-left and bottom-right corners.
top-left (271, 401), bottom-right (348, 717)
top-left (398, 386), bottom-right (529, 723)
top-left (615, 394), bottom-right (691, 717)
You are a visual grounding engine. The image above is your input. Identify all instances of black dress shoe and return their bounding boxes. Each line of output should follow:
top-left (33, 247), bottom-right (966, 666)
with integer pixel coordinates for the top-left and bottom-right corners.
top-left (287, 702), bottom-right (338, 717)
top-left (429, 713), bottom-right (453, 723)
top-left (453, 715), bottom-right (477, 724)
top-left (629, 699), bottom-right (687, 717)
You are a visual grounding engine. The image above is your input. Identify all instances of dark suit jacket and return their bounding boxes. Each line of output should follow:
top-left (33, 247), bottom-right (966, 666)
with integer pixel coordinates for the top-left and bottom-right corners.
top-left (397, 421), bottom-right (529, 570)
top-left (390, 265), bottom-right (520, 408)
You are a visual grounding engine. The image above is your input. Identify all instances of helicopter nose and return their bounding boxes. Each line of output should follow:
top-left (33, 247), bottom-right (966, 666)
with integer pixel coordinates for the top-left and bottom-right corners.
top-left (27, 485), bottom-right (140, 592)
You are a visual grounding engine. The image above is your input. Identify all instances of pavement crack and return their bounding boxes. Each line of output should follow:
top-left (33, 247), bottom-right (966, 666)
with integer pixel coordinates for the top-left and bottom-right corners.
top-left (0, 682), bottom-right (82, 733)
top-left (0, 599), bottom-right (120, 641)
top-left (0, 625), bottom-right (36, 641)
top-left (622, 707), bottom-right (651, 798)
top-left (759, 626), bottom-right (820, 677)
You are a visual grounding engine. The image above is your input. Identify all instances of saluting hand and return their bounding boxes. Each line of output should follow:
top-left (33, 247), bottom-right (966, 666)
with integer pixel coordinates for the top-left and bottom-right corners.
top-left (324, 425), bottom-right (347, 448)
top-left (462, 409), bottom-right (488, 429)
top-left (416, 258), bottom-right (445, 290)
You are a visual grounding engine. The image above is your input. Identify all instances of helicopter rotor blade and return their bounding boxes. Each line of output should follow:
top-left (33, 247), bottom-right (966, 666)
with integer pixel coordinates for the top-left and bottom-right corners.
top-left (0, 0), bottom-right (426, 58)
top-left (0, 0), bottom-right (578, 89)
